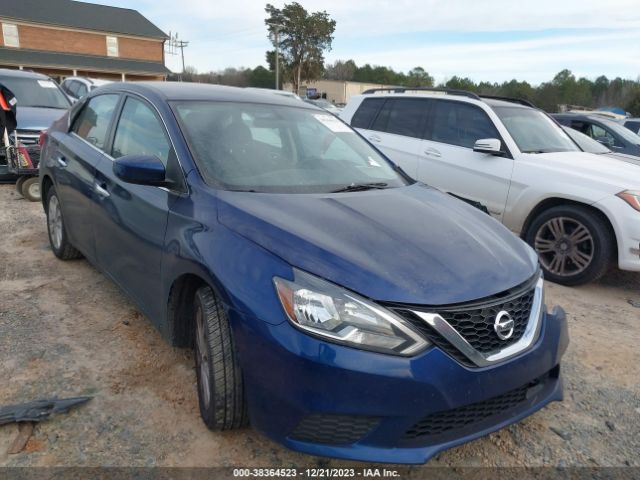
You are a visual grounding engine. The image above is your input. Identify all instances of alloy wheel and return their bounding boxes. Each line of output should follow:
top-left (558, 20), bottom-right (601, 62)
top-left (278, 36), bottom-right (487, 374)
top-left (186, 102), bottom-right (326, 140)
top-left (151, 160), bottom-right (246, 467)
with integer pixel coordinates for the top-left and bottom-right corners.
top-left (195, 304), bottom-right (211, 409)
top-left (48, 195), bottom-right (63, 250)
top-left (534, 216), bottom-right (594, 276)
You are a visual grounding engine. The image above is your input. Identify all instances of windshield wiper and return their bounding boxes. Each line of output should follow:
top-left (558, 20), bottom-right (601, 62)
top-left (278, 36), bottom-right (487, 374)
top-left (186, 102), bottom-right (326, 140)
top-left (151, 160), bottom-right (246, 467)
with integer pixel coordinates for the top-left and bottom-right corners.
top-left (331, 182), bottom-right (389, 193)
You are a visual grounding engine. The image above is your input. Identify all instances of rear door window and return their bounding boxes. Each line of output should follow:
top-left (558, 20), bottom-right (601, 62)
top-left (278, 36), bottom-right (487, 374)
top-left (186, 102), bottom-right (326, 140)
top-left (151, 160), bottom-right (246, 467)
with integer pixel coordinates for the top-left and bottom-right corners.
top-left (370, 98), bottom-right (428, 139)
top-left (71, 94), bottom-right (120, 151)
top-left (351, 98), bottom-right (385, 129)
top-left (428, 100), bottom-right (499, 148)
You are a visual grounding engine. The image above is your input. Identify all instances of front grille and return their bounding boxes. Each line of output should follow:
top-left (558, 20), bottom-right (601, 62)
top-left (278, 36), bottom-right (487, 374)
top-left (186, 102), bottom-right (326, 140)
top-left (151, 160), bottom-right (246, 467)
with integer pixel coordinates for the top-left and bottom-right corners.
top-left (289, 414), bottom-right (380, 445)
top-left (389, 274), bottom-right (539, 364)
top-left (15, 130), bottom-right (40, 147)
top-left (436, 288), bottom-right (534, 354)
top-left (11, 130), bottom-right (40, 147)
top-left (403, 369), bottom-right (554, 441)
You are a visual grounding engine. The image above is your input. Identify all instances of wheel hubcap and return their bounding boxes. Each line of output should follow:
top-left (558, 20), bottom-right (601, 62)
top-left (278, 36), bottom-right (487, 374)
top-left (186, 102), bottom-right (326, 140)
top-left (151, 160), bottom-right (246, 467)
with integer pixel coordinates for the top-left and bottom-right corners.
top-left (534, 217), bottom-right (594, 276)
top-left (195, 305), bottom-right (211, 409)
top-left (48, 196), bottom-right (63, 250)
top-left (28, 182), bottom-right (40, 199)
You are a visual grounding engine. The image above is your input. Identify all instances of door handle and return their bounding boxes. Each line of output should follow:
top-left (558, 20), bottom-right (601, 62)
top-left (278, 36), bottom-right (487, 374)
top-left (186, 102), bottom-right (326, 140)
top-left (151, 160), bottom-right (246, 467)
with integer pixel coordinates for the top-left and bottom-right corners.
top-left (368, 134), bottom-right (381, 143)
top-left (95, 183), bottom-right (110, 198)
top-left (56, 155), bottom-right (67, 167)
top-left (424, 148), bottom-right (442, 158)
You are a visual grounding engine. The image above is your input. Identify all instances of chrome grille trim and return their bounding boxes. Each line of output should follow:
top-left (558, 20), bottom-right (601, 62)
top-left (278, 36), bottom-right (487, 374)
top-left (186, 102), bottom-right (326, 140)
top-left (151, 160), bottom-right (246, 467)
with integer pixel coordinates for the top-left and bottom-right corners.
top-left (411, 276), bottom-right (544, 367)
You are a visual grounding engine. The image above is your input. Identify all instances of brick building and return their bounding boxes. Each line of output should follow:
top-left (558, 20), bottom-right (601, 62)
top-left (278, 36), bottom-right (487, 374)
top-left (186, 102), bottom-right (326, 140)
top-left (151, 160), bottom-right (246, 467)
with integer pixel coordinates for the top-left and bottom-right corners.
top-left (0, 0), bottom-right (170, 82)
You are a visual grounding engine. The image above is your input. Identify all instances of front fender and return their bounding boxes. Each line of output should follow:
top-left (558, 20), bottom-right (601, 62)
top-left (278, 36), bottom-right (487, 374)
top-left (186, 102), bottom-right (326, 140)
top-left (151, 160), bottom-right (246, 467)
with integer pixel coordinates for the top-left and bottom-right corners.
top-left (161, 190), bottom-right (292, 342)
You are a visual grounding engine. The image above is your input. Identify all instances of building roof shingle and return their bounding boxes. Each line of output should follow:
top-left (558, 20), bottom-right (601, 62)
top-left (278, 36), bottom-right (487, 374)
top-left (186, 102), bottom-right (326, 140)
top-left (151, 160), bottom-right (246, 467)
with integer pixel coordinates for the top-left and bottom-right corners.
top-left (0, 47), bottom-right (170, 75)
top-left (0, 0), bottom-right (168, 39)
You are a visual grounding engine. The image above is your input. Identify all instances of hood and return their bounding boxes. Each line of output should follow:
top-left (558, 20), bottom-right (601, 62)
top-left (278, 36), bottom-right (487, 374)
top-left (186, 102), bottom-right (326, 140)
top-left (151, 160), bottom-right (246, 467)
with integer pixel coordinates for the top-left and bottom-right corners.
top-left (218, 184), bottom-right (538, 306)
top-left (17, 106), bottom-right (67, 132)
top-left (532, 151), bottom-right (640, 190)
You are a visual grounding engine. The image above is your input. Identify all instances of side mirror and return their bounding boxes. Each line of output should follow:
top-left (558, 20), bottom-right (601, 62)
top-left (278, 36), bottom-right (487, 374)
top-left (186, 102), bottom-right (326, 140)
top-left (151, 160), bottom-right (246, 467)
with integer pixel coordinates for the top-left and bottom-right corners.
top-left (113, 154), bottom-right (166, 186)
top-left (473, 138), bottom-right (504, 156)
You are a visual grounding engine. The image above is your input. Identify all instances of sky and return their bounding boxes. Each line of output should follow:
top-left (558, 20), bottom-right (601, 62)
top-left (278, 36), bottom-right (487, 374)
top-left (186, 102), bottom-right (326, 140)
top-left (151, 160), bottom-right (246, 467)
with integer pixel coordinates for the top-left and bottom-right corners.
top-left (85, 0), bottom-right (640, 85)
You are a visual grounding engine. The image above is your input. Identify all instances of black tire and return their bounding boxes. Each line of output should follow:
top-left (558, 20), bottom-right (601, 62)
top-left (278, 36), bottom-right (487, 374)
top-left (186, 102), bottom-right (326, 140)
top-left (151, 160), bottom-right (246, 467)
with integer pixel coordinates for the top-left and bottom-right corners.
top-left (194, 286), bottom-right (248, 430)
top-left (525, 205), bottom-right (614, 285)
top-left (21, 177), bottom-right (41, 202)
top-left (15, 176), bottom-right (27, 196)
top-left (45, 186), bottom-right (83, 260)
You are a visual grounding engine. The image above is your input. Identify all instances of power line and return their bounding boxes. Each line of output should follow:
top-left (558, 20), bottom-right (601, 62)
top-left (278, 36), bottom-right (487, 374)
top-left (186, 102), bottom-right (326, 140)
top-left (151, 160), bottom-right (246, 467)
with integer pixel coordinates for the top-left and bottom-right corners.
top-left (165, 32), bottom-right (190, 76)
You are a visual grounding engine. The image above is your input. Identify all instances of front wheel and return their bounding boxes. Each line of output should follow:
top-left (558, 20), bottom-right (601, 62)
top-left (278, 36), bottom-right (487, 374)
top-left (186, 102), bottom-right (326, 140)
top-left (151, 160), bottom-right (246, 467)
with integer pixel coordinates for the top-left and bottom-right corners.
top-left (525, 205), bottom-right (614, 285)
top-left (194, 286), bottom-right (248, 430)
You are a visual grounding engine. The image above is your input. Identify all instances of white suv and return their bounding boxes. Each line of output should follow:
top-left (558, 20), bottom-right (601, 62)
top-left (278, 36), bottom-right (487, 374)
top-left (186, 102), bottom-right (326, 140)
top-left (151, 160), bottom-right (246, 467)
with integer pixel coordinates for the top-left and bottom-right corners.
top-left (60, 77), bottom-right (112, 102)
top-left (340, 89), bottom-right (640, 285)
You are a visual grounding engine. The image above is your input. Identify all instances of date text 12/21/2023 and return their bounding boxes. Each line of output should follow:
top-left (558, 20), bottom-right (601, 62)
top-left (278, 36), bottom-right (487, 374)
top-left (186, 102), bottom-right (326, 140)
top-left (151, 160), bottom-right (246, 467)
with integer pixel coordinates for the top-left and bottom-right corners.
top-left (232, 468), bottom-right (401, 478)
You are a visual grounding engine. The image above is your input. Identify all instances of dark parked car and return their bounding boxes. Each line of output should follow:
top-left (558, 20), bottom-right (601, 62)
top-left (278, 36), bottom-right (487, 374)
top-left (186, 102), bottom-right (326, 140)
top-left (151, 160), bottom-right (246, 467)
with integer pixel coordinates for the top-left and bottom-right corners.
top-left (621, 118), bottom-right (640, 135)
top-left (0, 69), bottom-right (70, 183)
top-left (553, 112), bottom-right (640, 157)
top-left (562, 125), bottom-right (640, 167)
top-left (39, 82), bottom-right (567, 464)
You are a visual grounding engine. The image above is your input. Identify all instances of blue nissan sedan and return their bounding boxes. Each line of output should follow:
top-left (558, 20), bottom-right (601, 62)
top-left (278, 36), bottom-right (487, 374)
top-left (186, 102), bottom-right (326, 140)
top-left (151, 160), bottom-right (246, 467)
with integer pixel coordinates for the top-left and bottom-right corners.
top-left (39, 82), bottom-right (568, 464)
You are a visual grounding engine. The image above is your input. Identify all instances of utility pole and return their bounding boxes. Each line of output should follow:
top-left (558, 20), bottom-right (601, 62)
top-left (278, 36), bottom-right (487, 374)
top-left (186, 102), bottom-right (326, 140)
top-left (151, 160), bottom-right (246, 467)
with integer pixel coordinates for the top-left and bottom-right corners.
top-left (268, 23), bottom-right (284, 90)
top-left (178, 40), bottom-right (189, 74)
top-left (165, 32), bottom-right (189, 80)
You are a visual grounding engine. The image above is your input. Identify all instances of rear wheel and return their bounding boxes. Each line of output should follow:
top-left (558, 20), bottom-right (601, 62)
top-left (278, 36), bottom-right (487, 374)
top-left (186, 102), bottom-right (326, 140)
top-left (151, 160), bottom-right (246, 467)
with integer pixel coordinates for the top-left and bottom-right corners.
top-left (194, 286), bottom-right (248, 430)
top-left (525, 205), bottom-right (613, 285)
top-left (21, 177), bottom-right (41, 202)
top-left (46, 186), bottom-right (82, 260)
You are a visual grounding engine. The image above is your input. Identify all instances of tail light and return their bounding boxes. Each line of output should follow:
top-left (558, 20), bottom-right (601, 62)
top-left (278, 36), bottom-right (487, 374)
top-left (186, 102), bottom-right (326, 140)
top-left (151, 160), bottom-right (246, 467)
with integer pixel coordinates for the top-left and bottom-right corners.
top-left (39, 130), bottom-right (48, 147)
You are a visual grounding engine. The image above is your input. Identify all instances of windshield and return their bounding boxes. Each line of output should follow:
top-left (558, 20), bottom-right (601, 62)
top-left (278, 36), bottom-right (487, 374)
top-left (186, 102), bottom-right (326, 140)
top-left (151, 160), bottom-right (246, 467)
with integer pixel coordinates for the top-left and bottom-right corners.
top-left (598, 117), bottom-right (640, 145)
top-left (562, 126), bottom-right (611, 154)
top-left (493, 106), bottom-right (579, 153)
top-left (0, 77), bottom-right (70, 109)
top-left (173, 101), bottom-right (409, 193)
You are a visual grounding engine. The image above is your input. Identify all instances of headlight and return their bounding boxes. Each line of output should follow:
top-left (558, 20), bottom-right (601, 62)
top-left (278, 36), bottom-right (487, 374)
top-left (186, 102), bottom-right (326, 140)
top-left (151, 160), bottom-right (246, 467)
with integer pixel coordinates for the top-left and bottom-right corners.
top-left (273, 269), bottom-right (429, 356)
top-left (617, 190), bottom-right (640, 212)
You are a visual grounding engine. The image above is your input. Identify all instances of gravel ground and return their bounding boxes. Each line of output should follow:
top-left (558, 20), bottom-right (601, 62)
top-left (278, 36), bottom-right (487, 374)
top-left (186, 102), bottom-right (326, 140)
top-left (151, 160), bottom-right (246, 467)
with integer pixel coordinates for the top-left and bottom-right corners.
top-left (0, 183), bottom-right (638, 468)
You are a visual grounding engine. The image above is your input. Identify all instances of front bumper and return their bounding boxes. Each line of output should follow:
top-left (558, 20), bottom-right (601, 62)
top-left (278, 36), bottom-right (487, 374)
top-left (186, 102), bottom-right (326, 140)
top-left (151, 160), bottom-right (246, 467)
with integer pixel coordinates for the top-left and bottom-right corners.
top-left (231, 306), bottom-right (569, 464)
top-left (595, 195), bottom-right (640, 272)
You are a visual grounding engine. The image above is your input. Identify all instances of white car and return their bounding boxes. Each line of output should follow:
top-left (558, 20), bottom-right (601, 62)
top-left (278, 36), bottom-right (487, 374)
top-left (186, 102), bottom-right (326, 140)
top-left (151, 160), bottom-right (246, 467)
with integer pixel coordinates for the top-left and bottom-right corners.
top-left (340, 89), bottom-right (640, 285)
top-left (60, 77), bottom-right (112, 101)
top-left (244, 87), bottom-right (303, 102)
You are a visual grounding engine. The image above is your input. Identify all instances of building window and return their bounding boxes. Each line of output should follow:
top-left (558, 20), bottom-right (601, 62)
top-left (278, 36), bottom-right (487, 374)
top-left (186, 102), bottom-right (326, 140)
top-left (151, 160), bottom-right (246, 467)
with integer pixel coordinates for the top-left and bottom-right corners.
top-left (106, 36), bottom-right (119, 57)
top-left (2, 23), bottom-right (19, 48)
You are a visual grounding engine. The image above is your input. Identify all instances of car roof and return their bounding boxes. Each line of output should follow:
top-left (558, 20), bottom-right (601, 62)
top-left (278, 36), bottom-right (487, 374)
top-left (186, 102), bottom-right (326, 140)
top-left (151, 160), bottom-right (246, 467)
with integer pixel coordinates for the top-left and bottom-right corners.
top-left (357, 91), bottom-right (530, 109)
top-left (101, 81), bottom-right (317, 109)
top-left (553, 112), bottom-right (622, 124)
top-left (0, 68), bottom-right (50, 80)
top-left (482, 98), bottom-right (528, 108)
